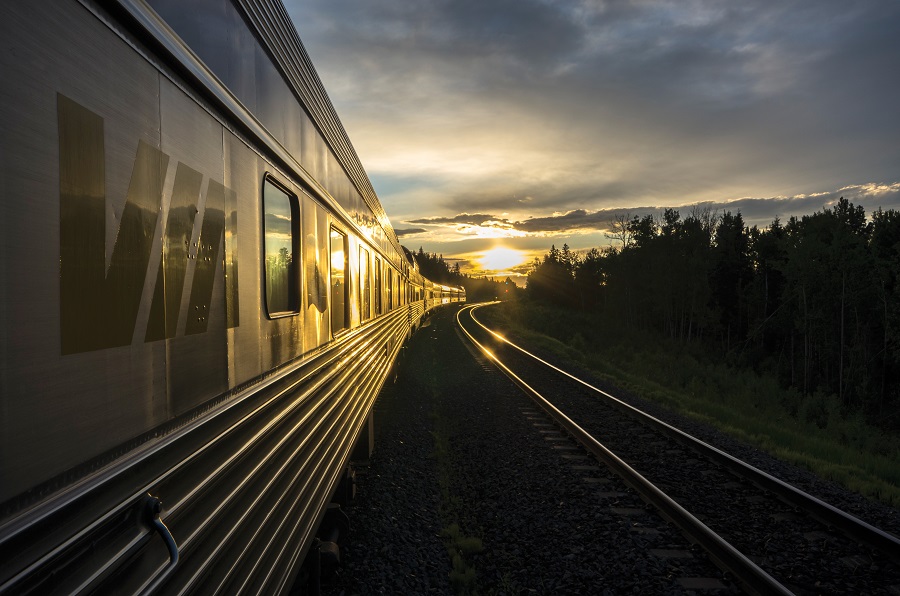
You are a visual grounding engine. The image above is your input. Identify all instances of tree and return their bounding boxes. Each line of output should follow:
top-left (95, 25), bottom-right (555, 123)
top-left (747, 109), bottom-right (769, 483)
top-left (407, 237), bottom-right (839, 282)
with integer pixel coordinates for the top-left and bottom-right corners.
top-left (627, 214), bottom-right (657, 248)
top-left (711, 211), bottom-right (752, 350)
top-left (526, 244), bottom-right (577, 308)
top-left (520, 197), bottom-right (900, 426)
top-left (575, 247), bottom-right (605, 310)
top-left (870, 208), bottom-right (900, 414)
top-left (605, 212), bottom-right (634, 250)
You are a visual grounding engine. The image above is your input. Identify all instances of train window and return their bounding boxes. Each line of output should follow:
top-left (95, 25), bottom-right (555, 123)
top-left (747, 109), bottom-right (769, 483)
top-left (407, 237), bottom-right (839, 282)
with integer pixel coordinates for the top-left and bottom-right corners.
top-left (387, 268), bottom-right (393, 310)
top-left (359, 247), bottom-right (371, 321)
top-left (330, 228), bottom-right (348, 333)
top-left (394, 270), bottom-right (400, 307)
top-left (374, 257), bottom-right (383, 315)
top-left (263, 178), bottom-right (299, 316)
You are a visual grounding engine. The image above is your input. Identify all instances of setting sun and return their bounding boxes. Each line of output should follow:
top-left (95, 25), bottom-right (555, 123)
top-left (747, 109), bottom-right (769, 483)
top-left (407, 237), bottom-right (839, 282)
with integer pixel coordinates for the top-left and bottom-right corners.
top-left (478, 247), bottom-right (526, 272)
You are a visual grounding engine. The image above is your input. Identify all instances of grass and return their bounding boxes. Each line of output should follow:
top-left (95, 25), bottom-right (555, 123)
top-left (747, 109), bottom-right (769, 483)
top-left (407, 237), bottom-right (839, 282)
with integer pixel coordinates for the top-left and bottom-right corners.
top-left (428, 388), bottom-right (483, 595)
top-left (484, 301), bottom-right (900, 508)
top-left (441, 523), bottom-right (484, 593)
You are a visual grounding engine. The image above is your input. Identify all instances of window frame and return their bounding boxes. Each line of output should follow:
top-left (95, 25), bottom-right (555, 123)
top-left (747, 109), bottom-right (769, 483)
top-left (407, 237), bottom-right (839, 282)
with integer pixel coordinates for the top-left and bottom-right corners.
top-left (262, 175), bottom-right (300, 318)
top-left (387, 267), bottom-right (393, 310)
top-left (359, 246), bottom-right (371, 322)
top-left (329, 226), bottom-right (349, 335)
top-left (374, 256), bottom-right (383, 315)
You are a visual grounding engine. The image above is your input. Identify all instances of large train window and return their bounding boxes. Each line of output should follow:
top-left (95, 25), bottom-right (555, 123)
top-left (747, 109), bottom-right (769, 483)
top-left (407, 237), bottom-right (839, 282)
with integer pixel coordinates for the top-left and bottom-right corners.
top-left (374, 257), bottom-right (383, 315)
top-left (359, 247), bottom-right (371, 321)
top-left (263, 177), bottom-right (299, 316)
top-left (330, 228), bottom-right (348, 333)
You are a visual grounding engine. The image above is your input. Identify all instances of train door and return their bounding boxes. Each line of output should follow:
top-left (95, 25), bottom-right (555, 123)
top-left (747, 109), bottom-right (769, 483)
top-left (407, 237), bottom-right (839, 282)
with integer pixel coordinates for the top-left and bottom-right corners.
top-left (330, 227), bottom-right (348, 334)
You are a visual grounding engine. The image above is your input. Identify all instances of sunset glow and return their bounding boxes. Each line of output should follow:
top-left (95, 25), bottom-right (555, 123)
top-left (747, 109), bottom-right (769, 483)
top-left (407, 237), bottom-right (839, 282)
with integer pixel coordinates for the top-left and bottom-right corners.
top-left (478, 247), bottom-right (527, 272)
top-left (331, 249), bottom-right (344, 271)
top-left (466, 225), bottom-right (527, 239)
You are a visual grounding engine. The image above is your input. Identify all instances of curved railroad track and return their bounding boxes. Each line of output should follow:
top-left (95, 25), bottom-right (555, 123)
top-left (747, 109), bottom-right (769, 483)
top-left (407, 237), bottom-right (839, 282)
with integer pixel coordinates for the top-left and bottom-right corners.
top-left (457, 303), bottom-right (900, 596)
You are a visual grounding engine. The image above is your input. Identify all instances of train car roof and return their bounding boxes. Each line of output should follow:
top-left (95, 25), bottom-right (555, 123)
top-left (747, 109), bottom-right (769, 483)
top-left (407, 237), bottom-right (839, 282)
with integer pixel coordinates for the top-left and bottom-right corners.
top-left (400, 246), bottom-right (420, 272)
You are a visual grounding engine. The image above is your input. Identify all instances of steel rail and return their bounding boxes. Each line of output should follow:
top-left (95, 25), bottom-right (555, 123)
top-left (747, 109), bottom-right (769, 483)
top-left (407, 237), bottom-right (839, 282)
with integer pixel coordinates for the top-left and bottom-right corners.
top-left (457, 304), bottom-right (793, 596)
top-left (467, 303), bottom-right (900, 564)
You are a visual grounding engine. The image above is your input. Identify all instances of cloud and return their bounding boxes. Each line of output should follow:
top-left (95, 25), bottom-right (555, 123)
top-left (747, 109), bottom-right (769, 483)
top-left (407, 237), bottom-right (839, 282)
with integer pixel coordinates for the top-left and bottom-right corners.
top-left (407, 213), bottom-right (506, 226)
top-left (514, 210), bottom-right (615, 233)
top-left (716, 183), bottom-right (900, 227)
top-left (401, 183), bottom-right (900, 240)
top-left (287, 0), bottom-right (900, 254)
top-left (264, 212), bottom-right (293, 237)
top-left (393, 227), bottom-right (427, 237)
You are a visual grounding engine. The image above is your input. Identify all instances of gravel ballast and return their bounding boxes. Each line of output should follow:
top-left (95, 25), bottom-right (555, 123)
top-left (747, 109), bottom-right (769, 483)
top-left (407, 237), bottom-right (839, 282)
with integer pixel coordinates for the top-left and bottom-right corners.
top-left (323, 307), bottom-right (733, 595)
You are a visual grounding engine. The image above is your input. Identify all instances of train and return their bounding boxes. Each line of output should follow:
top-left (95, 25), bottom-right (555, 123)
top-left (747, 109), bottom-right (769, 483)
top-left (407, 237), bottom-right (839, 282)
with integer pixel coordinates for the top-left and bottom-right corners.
top-left (0, 0), bottom-right (463, 593)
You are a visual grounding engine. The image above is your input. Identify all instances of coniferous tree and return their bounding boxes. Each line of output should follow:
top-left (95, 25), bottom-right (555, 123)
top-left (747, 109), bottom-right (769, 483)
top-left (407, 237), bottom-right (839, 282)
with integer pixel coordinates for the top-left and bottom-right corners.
top-left (522, 198), bottom-right (900, 426)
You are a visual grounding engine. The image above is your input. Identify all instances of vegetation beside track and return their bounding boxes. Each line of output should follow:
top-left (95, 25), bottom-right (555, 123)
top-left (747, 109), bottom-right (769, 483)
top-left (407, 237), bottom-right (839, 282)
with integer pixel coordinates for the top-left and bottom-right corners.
top-left (430, 409), bottom-right (483, 594)
top-left (425, 349), bottom-right (484, 594)
top-left (481, 301), bottom-right (900, 508)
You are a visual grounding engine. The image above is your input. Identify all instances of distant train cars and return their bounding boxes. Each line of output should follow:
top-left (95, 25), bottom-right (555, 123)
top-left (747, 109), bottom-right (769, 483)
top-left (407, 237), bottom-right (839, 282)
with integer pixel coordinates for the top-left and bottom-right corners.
top-left (0, 0), bottom-right (462, 593)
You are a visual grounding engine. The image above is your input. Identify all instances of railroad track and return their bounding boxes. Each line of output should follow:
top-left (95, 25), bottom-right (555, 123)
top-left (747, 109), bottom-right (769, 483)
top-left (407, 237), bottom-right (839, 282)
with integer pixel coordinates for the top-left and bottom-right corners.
top-left (457, 303), bottom-right (900, 596)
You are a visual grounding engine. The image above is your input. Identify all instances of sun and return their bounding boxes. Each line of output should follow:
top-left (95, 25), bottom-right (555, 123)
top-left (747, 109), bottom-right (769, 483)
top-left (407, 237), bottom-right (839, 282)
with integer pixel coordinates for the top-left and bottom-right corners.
top-left (478, 247), bottom-right (526, 272)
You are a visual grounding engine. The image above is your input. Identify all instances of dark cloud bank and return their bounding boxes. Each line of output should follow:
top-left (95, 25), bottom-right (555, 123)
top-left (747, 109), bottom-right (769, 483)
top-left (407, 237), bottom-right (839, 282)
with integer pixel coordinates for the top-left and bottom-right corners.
top-left (406, 184), bottom-right (900, 235)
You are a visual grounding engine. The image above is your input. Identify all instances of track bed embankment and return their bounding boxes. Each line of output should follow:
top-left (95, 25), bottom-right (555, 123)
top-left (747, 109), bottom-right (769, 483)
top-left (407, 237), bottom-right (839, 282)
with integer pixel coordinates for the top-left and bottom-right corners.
top-left (325, 306), bottom-right (731, 595)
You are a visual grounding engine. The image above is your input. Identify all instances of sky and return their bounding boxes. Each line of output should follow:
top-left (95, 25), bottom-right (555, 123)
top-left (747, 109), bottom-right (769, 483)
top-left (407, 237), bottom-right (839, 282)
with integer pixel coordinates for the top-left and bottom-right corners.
top-left (285, 0), bottom-right (900, 284)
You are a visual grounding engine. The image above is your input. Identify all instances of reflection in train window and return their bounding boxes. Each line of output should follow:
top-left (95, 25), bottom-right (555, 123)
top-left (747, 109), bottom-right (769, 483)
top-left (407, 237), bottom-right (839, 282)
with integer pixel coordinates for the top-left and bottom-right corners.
top-left (330, 228), bottom-right (348, 333)
top-left (374, 257), bottom-right (383, 315)
top-left (263, 178), bottom-right (299, 316)
top-left (393, 269), bottom-right (400, 307)
top-left (359, 247), bottom-right (371, 321)
top-left (387, 268), bottom-right (393, 310)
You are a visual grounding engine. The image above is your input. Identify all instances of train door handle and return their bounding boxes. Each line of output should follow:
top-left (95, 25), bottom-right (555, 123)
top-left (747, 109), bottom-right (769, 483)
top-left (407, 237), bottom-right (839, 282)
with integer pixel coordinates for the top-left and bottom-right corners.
top-left (145, 495), bottom-right (179, 566)
top-left (139, 495), bottom-right (179, 594)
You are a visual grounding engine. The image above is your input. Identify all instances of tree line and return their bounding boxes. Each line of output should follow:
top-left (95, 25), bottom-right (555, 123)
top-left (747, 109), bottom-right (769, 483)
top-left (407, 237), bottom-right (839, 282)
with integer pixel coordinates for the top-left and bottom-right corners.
top-left (526, 198), bottom-right (900, 427)
top-left (413, 247), bottom-right (516, 303)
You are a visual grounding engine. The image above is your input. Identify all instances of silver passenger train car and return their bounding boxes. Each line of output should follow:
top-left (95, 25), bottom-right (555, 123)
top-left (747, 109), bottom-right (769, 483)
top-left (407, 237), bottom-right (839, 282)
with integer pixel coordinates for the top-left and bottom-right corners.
top-left (0, 0), bottom-right (463, 592)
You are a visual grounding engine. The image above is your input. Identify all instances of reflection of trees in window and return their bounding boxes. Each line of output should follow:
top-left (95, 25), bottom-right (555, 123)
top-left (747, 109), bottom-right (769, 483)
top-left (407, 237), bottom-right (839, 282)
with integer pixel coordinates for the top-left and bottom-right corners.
top-left (265, 250), bottom-right (293, 313)
top-left (264, 179), bottom-right (298, 315)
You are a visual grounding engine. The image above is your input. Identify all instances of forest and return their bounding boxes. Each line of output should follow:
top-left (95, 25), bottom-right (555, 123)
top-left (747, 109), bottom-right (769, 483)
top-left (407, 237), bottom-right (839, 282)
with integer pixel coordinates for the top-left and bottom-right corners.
top-left (524, 198), bottom-right (900, 429)
top-left (412, 247), bottom-right (516, 304)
